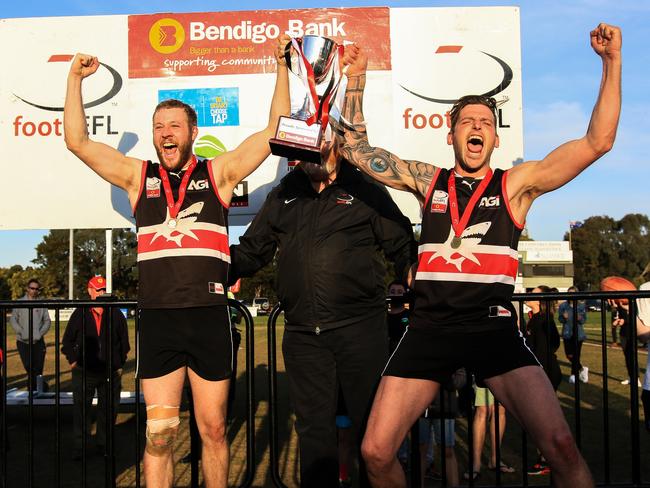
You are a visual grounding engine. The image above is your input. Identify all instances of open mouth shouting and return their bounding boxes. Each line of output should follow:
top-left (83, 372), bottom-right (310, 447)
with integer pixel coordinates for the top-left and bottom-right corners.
top-left (467, 134), bottom-right (484, 156)
top-left (162, 140), bottom-right (179, 158)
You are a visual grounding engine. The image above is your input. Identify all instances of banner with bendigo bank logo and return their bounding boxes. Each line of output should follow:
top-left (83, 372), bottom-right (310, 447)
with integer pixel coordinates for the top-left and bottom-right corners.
top-left (128, 7), bottom-right (391, 78)
top-left (0, 6), bottom-right (520, 231)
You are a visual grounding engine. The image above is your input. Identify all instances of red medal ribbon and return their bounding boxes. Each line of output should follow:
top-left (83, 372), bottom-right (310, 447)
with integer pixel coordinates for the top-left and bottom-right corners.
top-left (158, 156), bottom-right (198, 220)
top-left (447, 169), bottom-right (493, 238)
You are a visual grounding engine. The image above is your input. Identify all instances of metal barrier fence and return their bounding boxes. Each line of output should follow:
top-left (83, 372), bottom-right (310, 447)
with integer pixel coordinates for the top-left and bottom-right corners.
top-left (0, 298), bottom-right (255, 488)
top-left (265, 289), bottom-right (650, 488)
top-left (1, 290), bottom-right (649, 487)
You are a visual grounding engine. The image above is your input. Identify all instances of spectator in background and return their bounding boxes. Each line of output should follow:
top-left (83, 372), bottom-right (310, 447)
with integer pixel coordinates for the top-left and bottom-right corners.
top-left (611, 302), bottom-right (621, 347)
top-left (61, 276), bottom-right (130, 459)
top-left (428, 368), bottom-right (466, 487)
top-left (612, 300), bottom-right (640, 386)
top-left (524, 285), bottom-right (562, 476)
top-left (634, 281), bottom-right (650, 432)
top-left (10, 278), bottom-right (51, 391)
top-left (558, 286), bottom-right (588, 384)
top-left (465, 385), bottom-right (514, 480)
top-left (525, 286), bottom-right (562, 390)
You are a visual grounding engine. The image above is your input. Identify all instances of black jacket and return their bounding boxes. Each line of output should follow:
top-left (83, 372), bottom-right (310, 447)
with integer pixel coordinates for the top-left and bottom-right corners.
top-left (61, 306), bottom-right (130, 373)
top-left (526, 312), bottom-right (562, 390)
top-left (230, 162), bottom-right (417, 333)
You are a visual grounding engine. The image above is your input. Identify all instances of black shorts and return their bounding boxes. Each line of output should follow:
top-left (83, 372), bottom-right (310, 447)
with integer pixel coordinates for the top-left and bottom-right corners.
top-left (137, 305), bottom-right (233, 381)
top-left (383, 324), bottom-right (539, 386)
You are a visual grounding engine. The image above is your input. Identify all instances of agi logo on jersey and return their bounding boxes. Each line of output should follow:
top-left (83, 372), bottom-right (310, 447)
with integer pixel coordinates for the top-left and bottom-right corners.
top-left (478, 196), bottom-right (501, 208)
top-left (188, 179), bottom-right (209, 192)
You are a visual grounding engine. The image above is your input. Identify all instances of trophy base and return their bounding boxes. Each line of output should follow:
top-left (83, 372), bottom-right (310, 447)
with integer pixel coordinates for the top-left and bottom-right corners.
top-left (270, 138), bottom-right (322, 164)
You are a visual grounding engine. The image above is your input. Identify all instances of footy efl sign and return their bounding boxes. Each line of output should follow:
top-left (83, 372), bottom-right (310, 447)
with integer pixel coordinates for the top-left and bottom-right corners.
top-left (0, 7), bottom-right (522, 230)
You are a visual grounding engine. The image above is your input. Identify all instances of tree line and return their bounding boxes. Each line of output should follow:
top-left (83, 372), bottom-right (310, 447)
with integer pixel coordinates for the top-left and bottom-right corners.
top-left (1, 213), bottom-right (648, 301)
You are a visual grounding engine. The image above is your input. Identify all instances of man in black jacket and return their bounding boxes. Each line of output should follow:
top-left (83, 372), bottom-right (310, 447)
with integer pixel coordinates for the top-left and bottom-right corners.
top-left (61, 276), bottom-right (130, 459)
top-left (230, 153), bottom-right (416, 487)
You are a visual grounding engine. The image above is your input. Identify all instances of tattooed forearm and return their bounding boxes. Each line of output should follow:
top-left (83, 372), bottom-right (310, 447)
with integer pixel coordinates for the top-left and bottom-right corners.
top-left (411, 162), bottom-right (435, 197)
top-left (338, 72), bottom-right (434, 199)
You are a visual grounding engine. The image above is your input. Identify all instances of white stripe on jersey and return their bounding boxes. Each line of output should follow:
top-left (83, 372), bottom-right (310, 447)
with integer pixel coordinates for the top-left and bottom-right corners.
top-left (138, 248), bottom-right (232, 262)
top-left (418, 242), bottom-right (519, 259)
top-left (416, 271), bottom-right (515, 286)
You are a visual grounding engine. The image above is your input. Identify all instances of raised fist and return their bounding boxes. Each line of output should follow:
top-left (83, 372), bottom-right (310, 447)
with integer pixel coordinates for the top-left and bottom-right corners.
top-left (275, 34), bottom-right (291, 67)
top-left (342, 44), bottom-right (368, 77)
top-left (69, 53), bottom-right (100, 79)
top-left (590, 23), bottom-right (622, 60)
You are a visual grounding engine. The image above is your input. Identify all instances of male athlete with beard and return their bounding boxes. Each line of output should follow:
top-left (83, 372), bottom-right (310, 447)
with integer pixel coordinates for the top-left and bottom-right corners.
top-left (337, 23), bottom-right (621, 488)
top-left (64, 38), bottom-right (289, 488)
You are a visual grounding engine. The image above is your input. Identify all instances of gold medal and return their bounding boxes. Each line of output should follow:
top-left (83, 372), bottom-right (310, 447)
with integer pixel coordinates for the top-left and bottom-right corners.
top-left (451, 236), bottom-right (462, 249)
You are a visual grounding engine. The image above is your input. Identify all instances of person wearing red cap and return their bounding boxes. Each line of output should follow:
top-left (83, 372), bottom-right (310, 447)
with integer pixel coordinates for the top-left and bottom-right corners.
top-left (61, 275), bottom-right (130, 460)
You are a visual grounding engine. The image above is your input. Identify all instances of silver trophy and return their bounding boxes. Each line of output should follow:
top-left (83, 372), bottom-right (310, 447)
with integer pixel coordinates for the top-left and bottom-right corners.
top-left (270, 35), bottom-right (344, 164)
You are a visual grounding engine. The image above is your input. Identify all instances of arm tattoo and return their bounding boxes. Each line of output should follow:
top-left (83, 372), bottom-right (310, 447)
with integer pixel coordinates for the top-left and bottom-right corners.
top-left (338, 74), bottom-right (433, 200)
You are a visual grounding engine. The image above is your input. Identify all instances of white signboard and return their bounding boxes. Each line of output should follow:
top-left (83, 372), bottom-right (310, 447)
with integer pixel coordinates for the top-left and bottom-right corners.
top-left (0, 15), bottom-right (132, 229)
top-left (0, 7), bottom-right (522, 230)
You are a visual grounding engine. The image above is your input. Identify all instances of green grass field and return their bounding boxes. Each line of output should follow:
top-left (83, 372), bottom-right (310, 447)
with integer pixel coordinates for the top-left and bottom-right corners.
top-left (2, 311), bottom-right (648, 487)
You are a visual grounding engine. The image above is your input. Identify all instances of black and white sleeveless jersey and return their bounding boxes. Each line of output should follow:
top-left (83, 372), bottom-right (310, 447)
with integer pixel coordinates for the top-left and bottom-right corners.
top-left (134, 159), bottom-right (230, 309)
top-left (409, 167), bottom-right (523, 330)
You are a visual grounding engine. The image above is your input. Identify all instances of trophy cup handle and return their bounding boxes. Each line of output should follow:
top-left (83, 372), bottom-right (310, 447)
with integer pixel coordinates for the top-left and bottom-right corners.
top-left (284, 37), bottom-right (301, 71)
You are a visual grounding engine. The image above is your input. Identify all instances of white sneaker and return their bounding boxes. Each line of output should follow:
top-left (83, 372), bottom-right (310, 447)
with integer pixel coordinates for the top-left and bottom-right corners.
top-left (579, 366), bottom-right (589, 383)
top-left (621, 378), bottom-right (631, 385)
top-left (568, 375), bottom-right (576, 384)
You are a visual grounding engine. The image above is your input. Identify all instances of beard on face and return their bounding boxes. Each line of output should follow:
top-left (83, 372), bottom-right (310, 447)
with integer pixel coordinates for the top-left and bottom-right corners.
top-left (300, 162), bottom-right (330, 181)
top-left (155, 138), bottom-right (194, 171)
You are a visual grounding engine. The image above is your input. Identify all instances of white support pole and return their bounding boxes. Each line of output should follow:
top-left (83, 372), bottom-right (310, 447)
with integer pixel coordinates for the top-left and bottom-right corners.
top-left (68, 229), bottom-right (74, 300)
top-left (105, 229), bottom-right (113, 294)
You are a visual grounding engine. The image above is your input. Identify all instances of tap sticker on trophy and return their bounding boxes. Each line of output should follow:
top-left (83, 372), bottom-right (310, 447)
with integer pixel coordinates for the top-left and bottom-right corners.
top-left (269, 35), bottom-right (347, 164)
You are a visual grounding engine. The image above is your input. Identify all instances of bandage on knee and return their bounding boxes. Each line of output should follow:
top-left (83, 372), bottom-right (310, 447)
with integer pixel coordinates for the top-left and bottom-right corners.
top-left (145, 405), bottom-right (180, 456)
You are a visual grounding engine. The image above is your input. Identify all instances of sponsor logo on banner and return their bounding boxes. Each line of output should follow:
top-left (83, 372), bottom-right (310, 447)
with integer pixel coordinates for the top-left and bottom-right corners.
top-left (399, 46), bottom-right (513, 133)
top-left (194, 134), bottom-right (227, 159)
top-left (11, 54), bottom-right (123, 138)
top-left (158, 88), bottom-right (239, 127)
top-left (430, 190), bottom-right (448, 213)
top-left (149, 18), bottom-right (186, 54)
top-left (231, 181), bottom-right (249, 207)
top-left (146, 177), bottom-right (161, 198)
top-left (128, 8), bottom-right (390, 78)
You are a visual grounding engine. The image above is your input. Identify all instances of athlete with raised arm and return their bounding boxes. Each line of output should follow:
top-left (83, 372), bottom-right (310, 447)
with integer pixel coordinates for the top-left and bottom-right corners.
top-left (64, 37), bottom-right (290, 488)
top-left (338, 23), bottom-right (621, 488)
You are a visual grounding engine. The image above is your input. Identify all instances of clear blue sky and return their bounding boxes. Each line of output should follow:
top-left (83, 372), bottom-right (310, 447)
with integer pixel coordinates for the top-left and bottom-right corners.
top-left (1, 0), bottom-right (648, 268)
